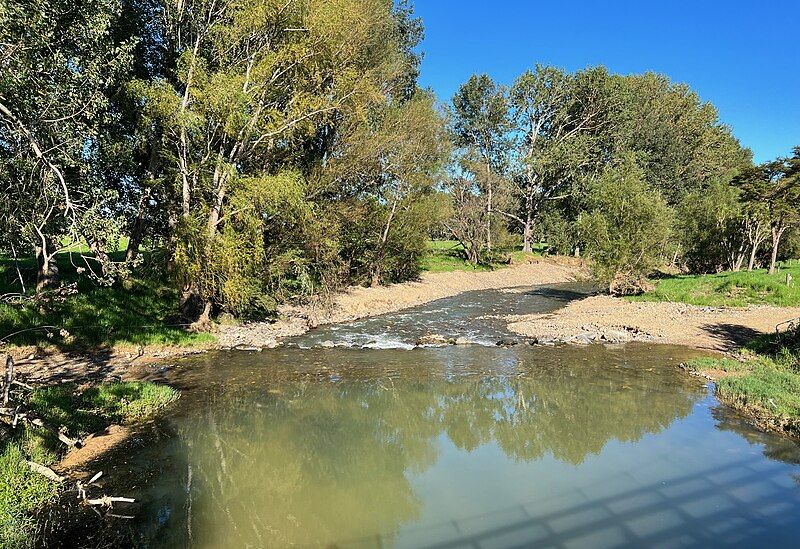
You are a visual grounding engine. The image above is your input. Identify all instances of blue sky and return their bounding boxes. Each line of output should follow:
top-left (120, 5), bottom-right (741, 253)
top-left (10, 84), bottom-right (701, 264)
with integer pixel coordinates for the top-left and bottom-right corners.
top-left (414, 1), bottom-right (799, 163)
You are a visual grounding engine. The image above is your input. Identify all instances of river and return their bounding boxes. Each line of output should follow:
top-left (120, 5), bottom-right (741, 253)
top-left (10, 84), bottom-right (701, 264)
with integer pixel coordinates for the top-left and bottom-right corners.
top-left (72, 284), bottom-right (800, 547)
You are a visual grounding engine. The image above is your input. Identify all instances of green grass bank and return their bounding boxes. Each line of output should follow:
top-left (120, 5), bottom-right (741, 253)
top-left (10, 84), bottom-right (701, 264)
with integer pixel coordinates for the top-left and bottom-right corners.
top-left (0, 381), bottom-right (178, 548)
top-left (684, 327), bottom-right (800, 438)
top-left (633, 261), bottom-right (800, 307)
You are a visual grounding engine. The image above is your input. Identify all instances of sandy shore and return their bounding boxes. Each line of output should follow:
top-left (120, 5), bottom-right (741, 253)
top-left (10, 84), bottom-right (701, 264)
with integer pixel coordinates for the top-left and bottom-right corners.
top-left (507, 295), bottom-right (800, 352)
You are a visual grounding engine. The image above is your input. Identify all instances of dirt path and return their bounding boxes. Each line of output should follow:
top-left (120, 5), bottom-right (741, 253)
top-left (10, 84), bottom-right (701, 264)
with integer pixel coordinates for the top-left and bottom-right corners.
top-left (507, 295), bottom-right (800, 352)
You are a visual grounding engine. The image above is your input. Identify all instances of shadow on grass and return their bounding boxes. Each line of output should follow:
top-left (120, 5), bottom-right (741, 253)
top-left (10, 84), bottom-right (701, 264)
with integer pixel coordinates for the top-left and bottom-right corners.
top-left (1, 252), bottom-right (213, 354)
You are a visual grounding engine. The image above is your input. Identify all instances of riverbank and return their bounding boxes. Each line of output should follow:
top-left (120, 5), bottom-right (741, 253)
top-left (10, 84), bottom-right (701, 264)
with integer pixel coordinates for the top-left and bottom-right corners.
top-left (680, 328), bottom-right (800, 439)
top-left (507, 295), bottom-right (800, 352)
top-left (0, 380), bottom-right (178, 547)
top-left (6, 257), bottom-right (581, 384)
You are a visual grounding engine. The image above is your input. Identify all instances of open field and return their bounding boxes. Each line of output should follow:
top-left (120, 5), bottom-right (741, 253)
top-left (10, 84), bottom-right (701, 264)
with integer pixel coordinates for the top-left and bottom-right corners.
top-left (421, 239), bottom-right (548, 273)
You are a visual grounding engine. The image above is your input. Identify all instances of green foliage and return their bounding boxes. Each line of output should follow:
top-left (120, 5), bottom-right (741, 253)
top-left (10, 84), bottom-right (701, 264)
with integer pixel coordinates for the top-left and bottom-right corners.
top-left (538, 209), bottom-right (575, 255)
top-left (677, 179), bottom-right (746, 272)
top-left (0, 0), bottom-right (135, 286)
top-left (451, 74), bottom-right (511, 167)
top-left (577, 157), bottom-right (674, 292)
top-left (632, 261), bottom-right (800, 307)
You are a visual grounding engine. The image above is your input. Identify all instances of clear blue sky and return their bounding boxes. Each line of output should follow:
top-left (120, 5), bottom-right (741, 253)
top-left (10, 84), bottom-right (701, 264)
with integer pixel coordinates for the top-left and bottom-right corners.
top-left (414, 0), bottom-right (799, 163)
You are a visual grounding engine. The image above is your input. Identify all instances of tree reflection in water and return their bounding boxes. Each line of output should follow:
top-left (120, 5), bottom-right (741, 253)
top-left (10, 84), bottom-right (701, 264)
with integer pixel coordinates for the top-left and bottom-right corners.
top-left (158, 345), bottom-right (704, 547)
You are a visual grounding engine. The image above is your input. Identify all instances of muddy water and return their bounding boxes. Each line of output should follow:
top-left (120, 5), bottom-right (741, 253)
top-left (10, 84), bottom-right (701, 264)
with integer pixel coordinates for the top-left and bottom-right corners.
top-left (80, 287), bottom-right (800, 548)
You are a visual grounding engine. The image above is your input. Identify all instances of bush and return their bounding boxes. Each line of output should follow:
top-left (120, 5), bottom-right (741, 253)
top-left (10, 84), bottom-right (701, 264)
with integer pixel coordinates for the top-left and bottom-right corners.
top-left (577, 156), bottom-right (674, 293)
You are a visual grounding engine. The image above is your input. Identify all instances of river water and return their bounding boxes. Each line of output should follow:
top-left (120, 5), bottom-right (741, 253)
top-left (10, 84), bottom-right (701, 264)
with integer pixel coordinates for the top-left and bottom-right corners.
top-left (78, 284), bottom-right (800, 548)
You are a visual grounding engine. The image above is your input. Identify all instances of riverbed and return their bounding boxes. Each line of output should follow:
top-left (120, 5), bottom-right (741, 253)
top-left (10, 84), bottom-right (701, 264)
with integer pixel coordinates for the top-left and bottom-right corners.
top-left (68, 284), bottom-right (800, 548)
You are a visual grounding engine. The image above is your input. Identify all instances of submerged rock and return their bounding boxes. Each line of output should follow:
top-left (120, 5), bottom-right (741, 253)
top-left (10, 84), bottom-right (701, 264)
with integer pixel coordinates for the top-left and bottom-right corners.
top-left (495, 338), bottom-right (519, 347)
top-left (416, 334), bottom-right (455, 346)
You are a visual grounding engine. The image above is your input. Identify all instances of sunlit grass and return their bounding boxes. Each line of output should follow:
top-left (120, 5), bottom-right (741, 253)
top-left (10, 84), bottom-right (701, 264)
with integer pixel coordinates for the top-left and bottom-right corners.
top-left (632, 261), bottom-right (800, 307)
top-left (0, 253), bottom-right (215, 350)
top-left (686, 328), bottom-right (800, 436)
top-left (421, 240), bottom-right (546, 273)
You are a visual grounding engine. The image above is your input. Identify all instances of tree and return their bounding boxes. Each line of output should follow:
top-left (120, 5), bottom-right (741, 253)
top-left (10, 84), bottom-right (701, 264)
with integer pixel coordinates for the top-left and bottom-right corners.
top-left (677, 179), bottom-right (748, 273)
top-left (737, 151), bottom-right (800, 275)
top-left (320, 91), bottom-right (448, 285)
top-left (0, 0), bottom-right (133, 290)
top-left (130, 0), bottom-right (419, 322)
top-left (505, 65), bottom-right (609, 252)
top-left (450, 75), bottom-right (511, 251)
top-left (577, 156), bottom-right (674, 294)
top-left (613, 72), bottom-right (750, 203)
top-left (444, 176), bottom-right (489, 264)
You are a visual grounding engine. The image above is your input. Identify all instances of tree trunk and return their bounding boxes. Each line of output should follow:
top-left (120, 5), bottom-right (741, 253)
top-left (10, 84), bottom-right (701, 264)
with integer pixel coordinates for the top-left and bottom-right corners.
top-left (126, 149), bottom-right (158, 263)
top-left (522, 221), bottom-right (533, 253)
top-left (769, 226), bottom-right (785, 275)
top-left (35, 241), bottom-right (58, 293)
top-left (485, 161), bottom-right (492, 252)
top-left (371, 198), bottom-right (398, 287)
top-left (747, 241), bottom-right (759, 272)
top-left (125, 187), bottom-right (151, 263)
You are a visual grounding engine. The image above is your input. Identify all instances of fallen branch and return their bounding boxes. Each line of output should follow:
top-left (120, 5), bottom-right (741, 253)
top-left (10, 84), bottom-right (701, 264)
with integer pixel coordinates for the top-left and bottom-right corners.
top-left (0, 407), bottom-right (81, 447)
top-left (27, 460), bottom-right (65, 483)
top-left (86, 496), bottom-right (135, 508)
top-left (2, 355), bottom-right (14, 406)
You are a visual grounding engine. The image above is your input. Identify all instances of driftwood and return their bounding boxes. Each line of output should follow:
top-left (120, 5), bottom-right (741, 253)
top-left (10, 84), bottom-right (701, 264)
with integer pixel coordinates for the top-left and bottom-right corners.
top-left (86, 496), bottom-right (135, 507)
top-left (27, 460), bottom-right (65, 483)
top-left (0, 407), bottom-right (81, 447)
top-left (2, 355), bottom-right (14, 407)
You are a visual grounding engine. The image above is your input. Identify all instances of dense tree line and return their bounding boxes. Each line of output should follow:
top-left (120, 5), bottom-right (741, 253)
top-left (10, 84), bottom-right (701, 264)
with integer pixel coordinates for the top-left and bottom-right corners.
top-left (445, 66), bottom-right (800, 291)
top-left (1, 0), bottom-right (798, 323)
top-left (1, 0), bottom-right (448, 323)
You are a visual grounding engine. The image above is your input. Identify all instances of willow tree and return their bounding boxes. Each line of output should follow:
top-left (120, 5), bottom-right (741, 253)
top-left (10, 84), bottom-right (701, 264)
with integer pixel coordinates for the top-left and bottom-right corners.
top-left (319, 91), bottom-right (448, 285)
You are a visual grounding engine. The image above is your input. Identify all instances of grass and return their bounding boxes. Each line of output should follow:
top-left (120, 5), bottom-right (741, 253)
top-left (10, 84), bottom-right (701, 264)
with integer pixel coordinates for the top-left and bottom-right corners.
top-left (0, 252), bottom-right (215, 351)
top-left (0, 380), bottom-right (178, 547)
top-left (684, 327), bottom-right (800, 437)
top-left (421, 239), bottom-right (547, 273)
top-left (631, 260), bottom-right (800, 307)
